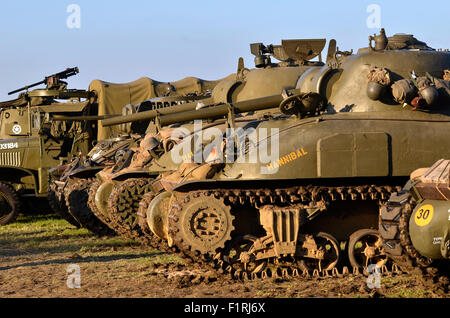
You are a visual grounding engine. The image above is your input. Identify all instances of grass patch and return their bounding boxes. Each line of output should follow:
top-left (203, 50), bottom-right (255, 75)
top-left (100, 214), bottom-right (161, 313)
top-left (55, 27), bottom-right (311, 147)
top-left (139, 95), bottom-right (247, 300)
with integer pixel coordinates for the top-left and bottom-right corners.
top-left (0, 213), bottom-right (184, 266)
top-left (0, 214), bottom-right (95, 255)
top-left (80, 238), bottom-right (141, 249)
top-left (0, 214), bottom-right (89, 239)
top-left (385, 289), bottom-right (428, 298)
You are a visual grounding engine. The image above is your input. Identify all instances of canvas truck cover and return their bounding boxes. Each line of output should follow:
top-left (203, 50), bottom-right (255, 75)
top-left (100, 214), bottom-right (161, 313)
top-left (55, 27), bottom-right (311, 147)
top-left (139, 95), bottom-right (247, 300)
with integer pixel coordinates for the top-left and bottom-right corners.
top-left (89, 77), bottom-right (155, 140)
top-left (89, 76), bottom-right (228, 140)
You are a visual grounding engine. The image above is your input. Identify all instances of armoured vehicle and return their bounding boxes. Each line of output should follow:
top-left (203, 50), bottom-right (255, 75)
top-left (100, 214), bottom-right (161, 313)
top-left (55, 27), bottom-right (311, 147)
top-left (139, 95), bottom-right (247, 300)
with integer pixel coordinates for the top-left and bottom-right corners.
top-left (132, 29), bottom-right (450, 278)
top-left (0, 64), bottom-right (222, 227)
top-left (89, 38), bottom-right (328, 239)
top-left (0, 67), bottom-right (97, 225)
top-left (51, 76), bottom-right (229, 233)
top-left (380, 159), bottom-right (449, 273)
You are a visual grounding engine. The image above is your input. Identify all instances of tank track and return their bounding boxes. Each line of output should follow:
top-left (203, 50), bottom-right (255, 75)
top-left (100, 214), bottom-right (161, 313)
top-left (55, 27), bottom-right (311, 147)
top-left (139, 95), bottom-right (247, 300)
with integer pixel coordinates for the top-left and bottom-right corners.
top-left (166, 183), bottom-right (404, 280)
top-left (380, 191), bottom-right (449, 292)
top-left (64, 178), bottom-right (114, 236)
top-left (105, 182), bottom-right (447, 289)
top-left (136, 192), bottom-right (170, 251)
top-left (85, 181), bottom-right (172, 252)
top-left (105, 187), bottom-right (191, 264)
top-left (101, 188), bottom-right (198, 266)
top-left (48, 181), bottom-right (81, 228)
top-left (97, 185), bottom-right (228, 266)
top-left (87, 179), bottom-right (115, 230)
top-left (106, 183), bottom-right (400, 275)
top-left (107, 178), bottom-right (160, 245)
top-left (194, 184), bottom-right (397, 207)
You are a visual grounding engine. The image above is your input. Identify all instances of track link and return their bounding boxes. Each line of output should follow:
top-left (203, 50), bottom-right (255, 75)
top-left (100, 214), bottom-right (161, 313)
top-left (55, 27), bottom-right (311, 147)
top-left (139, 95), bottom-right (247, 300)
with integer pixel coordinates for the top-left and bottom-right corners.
top-left (87, 179), bottom-right (116, 230)
top-left (165, 184), bottom-right (403, 280)
top-left (64, 178), bottom-right (114, 236)
top-left (107, 178), bottom-right (157, 243)
top-left (48, 181), bottom-right (81, 228)
top-left (380, 191), bottom-right (449, 293)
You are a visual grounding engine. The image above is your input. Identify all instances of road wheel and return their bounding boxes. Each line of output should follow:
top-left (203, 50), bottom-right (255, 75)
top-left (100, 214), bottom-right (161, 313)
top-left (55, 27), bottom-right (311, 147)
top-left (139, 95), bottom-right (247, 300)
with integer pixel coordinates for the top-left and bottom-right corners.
top-left (348, 228), bottom-right (387, 269)
top-left (0, 182), bottom-right (21, 225)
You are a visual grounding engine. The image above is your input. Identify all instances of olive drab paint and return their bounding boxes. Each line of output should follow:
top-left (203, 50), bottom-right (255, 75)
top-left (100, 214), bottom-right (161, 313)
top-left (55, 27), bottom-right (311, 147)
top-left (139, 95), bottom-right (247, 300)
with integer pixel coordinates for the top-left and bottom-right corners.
top-left (149, 30), bottom-right (450, 271)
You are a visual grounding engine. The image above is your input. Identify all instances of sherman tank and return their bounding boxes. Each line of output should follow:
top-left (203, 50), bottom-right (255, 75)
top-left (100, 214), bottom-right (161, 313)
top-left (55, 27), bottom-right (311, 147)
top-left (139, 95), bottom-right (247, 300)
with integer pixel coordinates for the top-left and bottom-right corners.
top-left (129, 29), bottom-right (450, 279)
top-left (380, 159), bottom-right (449, 276)
top-left (91, 38), bottom-right (329, 242)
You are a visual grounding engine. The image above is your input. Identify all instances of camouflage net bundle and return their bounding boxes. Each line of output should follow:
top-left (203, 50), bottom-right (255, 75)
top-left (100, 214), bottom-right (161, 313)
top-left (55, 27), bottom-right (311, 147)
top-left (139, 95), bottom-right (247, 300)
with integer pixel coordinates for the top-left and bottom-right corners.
top-left (391, 79), bottom-right (417, 104)
top-left (367, 66), bottom-right (391, 86)
top-left (433, 78), bottom-right (450, 101)
top-left (444, 70), bottom-right (450, 81)
top-left (415, 76), bottom-right (433, 91)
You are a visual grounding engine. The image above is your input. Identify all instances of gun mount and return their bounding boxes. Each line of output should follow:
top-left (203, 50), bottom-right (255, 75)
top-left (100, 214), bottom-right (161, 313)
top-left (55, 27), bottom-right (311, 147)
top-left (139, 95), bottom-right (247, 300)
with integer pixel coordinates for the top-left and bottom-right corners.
top-left (250, 39), bottom-right (326, 68)
top-left (8, 67), bottom-right (80, 96)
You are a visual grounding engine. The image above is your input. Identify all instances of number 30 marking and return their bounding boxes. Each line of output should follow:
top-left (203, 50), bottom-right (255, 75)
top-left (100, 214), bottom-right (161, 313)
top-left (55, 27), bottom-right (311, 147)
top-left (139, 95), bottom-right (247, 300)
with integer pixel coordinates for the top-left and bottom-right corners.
top-left (414, 204), bottom-right (434, 227)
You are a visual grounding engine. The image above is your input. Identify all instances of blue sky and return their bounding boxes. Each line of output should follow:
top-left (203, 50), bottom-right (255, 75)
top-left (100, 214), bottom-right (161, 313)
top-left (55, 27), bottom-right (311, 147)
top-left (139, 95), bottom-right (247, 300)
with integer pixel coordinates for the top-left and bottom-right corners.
top-left (0, 0), bottom-right (449, 101)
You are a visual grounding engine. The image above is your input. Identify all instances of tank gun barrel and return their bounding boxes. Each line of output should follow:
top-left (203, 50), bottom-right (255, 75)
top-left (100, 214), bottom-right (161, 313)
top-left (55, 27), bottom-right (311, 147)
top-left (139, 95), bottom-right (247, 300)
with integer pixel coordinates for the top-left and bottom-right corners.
top-left (8, 67), bottom-right (79, 96)
top-left (101, 93), bottom-right (287, 128)
top-left (158, 94), bottom-right (284, 126)
top-left (101, 97), bottom-right (214, 127)
top-left (51, 114), bottom-right (119, 122)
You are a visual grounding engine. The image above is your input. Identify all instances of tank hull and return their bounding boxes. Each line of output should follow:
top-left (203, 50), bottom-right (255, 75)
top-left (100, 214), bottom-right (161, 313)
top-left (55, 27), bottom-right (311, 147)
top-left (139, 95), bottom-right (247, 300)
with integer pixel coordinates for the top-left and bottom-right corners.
top-left (219, 111), bottom-right (450, 181)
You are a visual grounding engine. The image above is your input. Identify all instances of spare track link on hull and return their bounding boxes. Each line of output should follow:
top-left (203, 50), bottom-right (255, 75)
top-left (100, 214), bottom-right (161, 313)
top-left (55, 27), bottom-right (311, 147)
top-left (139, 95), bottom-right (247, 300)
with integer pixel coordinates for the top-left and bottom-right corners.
top-left (64, 178), bottom-right (114, 236)
top-left (380, 191), bottom-right (449, 292)
top-left (166, 183), bottom-right (408, 281)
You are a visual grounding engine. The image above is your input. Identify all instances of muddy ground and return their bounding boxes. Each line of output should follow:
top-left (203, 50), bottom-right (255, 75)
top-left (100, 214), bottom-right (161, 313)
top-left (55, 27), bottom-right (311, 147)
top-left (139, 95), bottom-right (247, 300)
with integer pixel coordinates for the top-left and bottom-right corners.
top-left (0, 213), bottom-right (448, 299)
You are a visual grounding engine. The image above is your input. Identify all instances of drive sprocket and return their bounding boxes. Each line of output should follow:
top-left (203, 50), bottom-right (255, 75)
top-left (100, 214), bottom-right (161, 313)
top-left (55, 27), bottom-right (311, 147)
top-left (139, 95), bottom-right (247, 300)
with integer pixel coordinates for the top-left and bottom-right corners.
top-left (168, 191), bottom-right (235, 256)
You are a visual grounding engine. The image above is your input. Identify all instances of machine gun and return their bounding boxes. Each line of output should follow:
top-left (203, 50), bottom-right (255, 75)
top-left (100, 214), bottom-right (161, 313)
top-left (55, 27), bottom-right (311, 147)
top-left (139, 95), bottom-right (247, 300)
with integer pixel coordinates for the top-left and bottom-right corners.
top-left (8, 67), bottom-right (80, 95)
